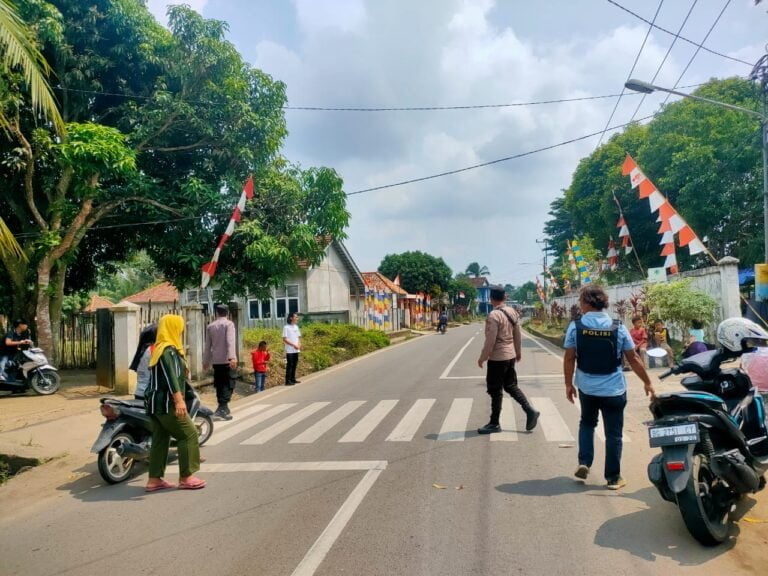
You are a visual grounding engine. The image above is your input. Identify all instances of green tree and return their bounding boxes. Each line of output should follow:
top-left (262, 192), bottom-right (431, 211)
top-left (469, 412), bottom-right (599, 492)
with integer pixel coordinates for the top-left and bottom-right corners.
top-left (510, 281), bottom-right (537, 304)
top-left (0, 2), bottom-right (348, 356)
top-left (378, 251), bottom-right (452, 295)
top-left (96, 251), bottom-right (164, 302)
top-left (645, 279), bottom-right (718, 337)
top-left (465, 262), bottom-right (490, 277)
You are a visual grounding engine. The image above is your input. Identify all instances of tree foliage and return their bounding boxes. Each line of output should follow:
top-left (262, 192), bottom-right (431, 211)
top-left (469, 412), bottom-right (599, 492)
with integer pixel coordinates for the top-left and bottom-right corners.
top-left (644, 279), bottom-right (718, 336)
top-left (378, 251), bottom-right (452, 295)
top-left (544, 78), bottom-right (762, 279)
top-left (464, 262), bottom-right (489, 277)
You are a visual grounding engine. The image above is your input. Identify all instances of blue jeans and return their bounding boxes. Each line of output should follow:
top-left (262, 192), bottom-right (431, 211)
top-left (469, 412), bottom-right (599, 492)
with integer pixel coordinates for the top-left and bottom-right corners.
top-left (0, 355), bottom-right (10, 380)
top-left (254, 372), bottom-right (266, 392)
top-left (578, 391), bottom-right (627, 481)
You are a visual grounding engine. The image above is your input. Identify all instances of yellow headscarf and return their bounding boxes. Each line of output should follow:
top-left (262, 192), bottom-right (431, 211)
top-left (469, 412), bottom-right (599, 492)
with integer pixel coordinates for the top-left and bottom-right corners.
top-left (149, 314), bottom-right (186, 367)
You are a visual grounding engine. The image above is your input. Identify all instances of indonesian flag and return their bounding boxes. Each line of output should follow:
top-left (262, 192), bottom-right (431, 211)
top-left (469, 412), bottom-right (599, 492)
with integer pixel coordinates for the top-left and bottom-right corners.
top-left (201, 175), bottom-right (254, 289)
top-left (607, 237), bottom-right (618, 271)
top-left (458, 291), bottom-right (465, 298)
top-left (393, 274), bottom-right (401, 286)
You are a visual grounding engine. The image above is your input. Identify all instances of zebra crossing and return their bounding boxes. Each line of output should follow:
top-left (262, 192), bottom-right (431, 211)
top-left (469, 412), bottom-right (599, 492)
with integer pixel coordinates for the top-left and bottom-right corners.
top-left (207, 396), bottom-right (635, 447)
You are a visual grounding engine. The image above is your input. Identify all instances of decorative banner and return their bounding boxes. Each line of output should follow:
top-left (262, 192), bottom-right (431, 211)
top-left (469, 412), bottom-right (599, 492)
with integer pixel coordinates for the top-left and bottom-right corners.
top-left (535, 276), bottom-right (546, 304)
top-left (566, 241), bottom-right (579, 275)
top-left (570, 239), bottom-right (592, 284)
top-left (613, 193), bottom-right (633, 256)
top-left (622, 154), bottom-right (707, 272)
top-left (201, 175), bottom-right (255, 288)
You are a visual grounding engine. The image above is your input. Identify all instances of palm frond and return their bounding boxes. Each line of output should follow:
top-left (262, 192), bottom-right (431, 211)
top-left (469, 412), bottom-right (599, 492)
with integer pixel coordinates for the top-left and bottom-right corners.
top-left (0, 0), bottom-right (64, 134)
top-left (0, 215), bottom-right (24, 260)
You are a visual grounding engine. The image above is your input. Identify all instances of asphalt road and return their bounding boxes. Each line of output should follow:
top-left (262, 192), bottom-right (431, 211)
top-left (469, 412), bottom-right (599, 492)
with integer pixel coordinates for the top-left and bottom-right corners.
top-left (0, 324), bottom-right (764, 576)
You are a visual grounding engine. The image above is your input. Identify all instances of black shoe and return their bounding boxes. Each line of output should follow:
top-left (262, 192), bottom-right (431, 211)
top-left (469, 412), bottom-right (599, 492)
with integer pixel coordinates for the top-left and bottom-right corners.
top-left (285, 382), bottom-right (295, 386)
top-left (525, 409), bottom-right (540, 432)
top-left (477, 423), bottom-right (501, 434)
top-left (214, 409), bottom-right (233, 421)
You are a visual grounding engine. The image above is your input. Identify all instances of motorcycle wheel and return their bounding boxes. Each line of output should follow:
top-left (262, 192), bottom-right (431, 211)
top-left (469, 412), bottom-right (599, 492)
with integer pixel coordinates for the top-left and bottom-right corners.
top-left (676, 453), bottom-right (731, 546)
top-left (195, 414), bottom-right (214, 446)
top-left (30, 369), bottom-right (61, 395)
top-left (98, 432), bottom-right (137, 484)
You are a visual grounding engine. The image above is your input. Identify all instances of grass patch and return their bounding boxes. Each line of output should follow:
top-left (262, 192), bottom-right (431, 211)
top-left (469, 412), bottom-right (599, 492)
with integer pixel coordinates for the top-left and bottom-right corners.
top-left (242, 323), bottom-right (390, 387)
top-left (0, 454), bottom-right (42, 485)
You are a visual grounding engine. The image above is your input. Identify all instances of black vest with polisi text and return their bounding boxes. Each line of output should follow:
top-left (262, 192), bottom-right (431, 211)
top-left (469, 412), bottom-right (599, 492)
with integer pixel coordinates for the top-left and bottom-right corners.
top-left (575, 319), bottom-right (622, 375)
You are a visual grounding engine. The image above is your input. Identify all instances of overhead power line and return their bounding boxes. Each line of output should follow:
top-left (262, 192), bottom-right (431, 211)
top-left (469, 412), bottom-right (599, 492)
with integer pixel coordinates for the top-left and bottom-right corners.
top-left (346, 114), bottom-right (656, 197)
top-left (595, 0), bottom-right (665, 149)
top-left (662, 0), bottom-right (732, 105)
top-left (629, 0), bottom-right (698, 122)
top-left (605, 0), bottom-right (753, 67)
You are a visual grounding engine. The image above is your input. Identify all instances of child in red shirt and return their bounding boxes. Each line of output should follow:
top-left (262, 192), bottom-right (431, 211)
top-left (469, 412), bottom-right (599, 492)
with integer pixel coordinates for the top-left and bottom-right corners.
top-left (251, 340), bottom-right (270, 392)
top-left (629, 316), bottom-right (648, 367)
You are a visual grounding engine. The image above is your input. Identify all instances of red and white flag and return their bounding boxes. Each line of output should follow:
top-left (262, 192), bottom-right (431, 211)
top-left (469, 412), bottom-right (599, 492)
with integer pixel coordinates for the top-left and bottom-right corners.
top-left (201, 176), bottom-right (254, 289)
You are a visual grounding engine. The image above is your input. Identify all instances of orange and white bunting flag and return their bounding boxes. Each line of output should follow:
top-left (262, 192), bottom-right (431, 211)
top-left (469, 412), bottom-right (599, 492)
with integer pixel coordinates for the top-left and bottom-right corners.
top-left (622, 154), bottom-right (708, 270)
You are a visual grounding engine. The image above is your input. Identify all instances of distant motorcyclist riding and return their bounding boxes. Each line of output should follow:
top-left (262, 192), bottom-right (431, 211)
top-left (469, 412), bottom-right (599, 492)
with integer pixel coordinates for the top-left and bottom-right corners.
top-left (437, 309), bottom-right (448, 334)
top-left (0, 318), bottom-right (60, 395)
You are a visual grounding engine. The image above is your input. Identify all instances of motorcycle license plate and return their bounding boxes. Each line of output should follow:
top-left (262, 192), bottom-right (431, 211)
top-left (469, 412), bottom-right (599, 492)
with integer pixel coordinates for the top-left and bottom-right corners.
top-left (648, 423), bottom-right (699, 448)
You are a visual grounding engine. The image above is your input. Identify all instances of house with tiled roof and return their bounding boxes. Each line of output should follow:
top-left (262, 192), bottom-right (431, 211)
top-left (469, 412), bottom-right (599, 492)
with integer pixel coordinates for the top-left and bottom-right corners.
top-left (356, 272), bottom-right (409, 331)
top-left (469, 276), bottom-right (492, 314)
top-left (185, 240), bottom-right (367, 329)
top-left (124, 282), bottom-right (180, 323)
top-left (83, 294), bottom-right (114, 313)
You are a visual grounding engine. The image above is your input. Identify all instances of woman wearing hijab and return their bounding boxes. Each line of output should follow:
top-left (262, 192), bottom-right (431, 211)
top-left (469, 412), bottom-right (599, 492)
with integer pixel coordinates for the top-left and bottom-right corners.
top-left (129, 323), bottom-right (156, 400)
top-left (144, 314), bottom-right (206, 492)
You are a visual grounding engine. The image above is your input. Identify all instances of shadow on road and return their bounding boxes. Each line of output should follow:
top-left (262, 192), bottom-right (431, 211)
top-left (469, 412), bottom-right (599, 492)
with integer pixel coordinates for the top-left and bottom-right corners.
top-left (496, 475), bottom-right (591, 496)
top-left (56, 461), bottom-right (150, 502)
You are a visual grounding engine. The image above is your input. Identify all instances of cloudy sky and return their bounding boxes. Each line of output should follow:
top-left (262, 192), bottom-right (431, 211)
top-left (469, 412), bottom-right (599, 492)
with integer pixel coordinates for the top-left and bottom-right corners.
top-left (147, 0), bottom-right (766, 286)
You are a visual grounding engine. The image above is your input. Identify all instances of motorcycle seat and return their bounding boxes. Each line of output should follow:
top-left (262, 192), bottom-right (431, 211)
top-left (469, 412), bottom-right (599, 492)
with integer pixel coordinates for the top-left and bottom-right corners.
top-left (100, 396), bottom-right (145, 408)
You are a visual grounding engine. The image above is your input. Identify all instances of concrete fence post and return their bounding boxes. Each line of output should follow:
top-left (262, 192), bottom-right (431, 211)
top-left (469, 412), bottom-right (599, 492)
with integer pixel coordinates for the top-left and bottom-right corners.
top-left (183, 304), bottom-right (204, 382)
top-left (111, 301), bottom-right (140, 395)
top-left (718, 256), bottom-right (741, 320)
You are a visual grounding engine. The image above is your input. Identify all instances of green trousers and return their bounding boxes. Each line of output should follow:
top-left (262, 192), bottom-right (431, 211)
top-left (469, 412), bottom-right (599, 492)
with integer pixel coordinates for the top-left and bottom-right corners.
top-left (148, 413), bottom-right (200, 479)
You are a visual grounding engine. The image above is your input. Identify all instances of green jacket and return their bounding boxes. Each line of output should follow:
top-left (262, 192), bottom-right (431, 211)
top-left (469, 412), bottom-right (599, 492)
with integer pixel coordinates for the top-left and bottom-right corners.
top-left (144, 347), bottom-right (190, 415)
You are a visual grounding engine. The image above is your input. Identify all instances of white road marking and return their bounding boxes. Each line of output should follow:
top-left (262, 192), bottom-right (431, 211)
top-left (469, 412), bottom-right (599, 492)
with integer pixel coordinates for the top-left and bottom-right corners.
top-left (531, 396), bottom-right (575, 442)
top-left (206, 404), bottom-right (297, 446)
top-left (290, 401), bottom-right (366, 444)
top-left (436, 398), bottom-right (473, 441)
top-left (291, 465), bottom-right (387, 576)
top-left (492, 398), bottom-right (518, 441)
top-left (386, 398), bottom-right (435, 442)
top-left (242, 402), bottom-right (330, 445)
top-left (194, 459), bottom-right (388, 576)
top-left (213, 402), bottom-right (274, 431)
top-left (439, 335), bottom-right (477, 379)
top-left (440, 374), bottom-right (562, 380)
top-left (522, 331), bottom-right (564, 360)
top-left (339, 400), bottom-right (398, 443)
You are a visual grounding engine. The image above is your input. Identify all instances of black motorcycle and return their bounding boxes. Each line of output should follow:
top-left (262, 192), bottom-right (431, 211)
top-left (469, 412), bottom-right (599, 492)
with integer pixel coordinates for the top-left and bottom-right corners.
top-left (646, 348), bottom-right (768, 545)
top-left (91, 390), bottom-right (214, 484)
top-left (0, 345), bottom-right (60, 395)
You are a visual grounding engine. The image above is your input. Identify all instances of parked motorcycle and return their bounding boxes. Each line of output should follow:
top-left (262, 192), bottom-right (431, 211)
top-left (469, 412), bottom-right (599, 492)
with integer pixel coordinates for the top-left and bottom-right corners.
top-left (91, 389), bottom-right (214, 484)
top-left (646, 317), bottom-right (768, 546)
top-left (0, 345), bottom-right (60, 395)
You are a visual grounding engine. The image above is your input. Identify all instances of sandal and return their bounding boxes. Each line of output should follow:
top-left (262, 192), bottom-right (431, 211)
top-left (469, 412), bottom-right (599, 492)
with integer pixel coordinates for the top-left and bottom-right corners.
top-left (178, 477), bottom-right (207, 490)
top-left (145, 480), bottom-right (176, 493)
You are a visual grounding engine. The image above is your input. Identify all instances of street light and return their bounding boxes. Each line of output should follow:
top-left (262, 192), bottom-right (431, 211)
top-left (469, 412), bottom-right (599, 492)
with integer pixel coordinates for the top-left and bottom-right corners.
top-left (625, 77), bottom-right (768, 262)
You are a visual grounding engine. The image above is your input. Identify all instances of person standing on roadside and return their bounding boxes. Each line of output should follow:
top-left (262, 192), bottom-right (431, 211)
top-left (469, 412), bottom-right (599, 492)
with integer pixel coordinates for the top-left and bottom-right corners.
top-left (282, 312), bottom-right (301, 385)
top-left (477, 286), bottom-right (540, 434)
top-left (203, 304), bottom-right (238, 420)
top-left (564, 285), bottom-right (655, 490)
top-left (144, 314), bottom-right (206, 492)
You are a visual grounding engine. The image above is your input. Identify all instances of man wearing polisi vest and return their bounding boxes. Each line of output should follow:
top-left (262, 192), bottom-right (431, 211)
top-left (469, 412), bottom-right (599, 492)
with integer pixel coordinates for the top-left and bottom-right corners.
top-left (477, 285), bottom-right (540, 434)
top-left (564, 285), bottom-right (655, 490)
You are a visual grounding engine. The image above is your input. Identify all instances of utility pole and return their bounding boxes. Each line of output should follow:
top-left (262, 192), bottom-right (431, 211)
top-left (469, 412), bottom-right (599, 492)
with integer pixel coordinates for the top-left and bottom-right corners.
top-left (536, 238), bottom-right (549, 305)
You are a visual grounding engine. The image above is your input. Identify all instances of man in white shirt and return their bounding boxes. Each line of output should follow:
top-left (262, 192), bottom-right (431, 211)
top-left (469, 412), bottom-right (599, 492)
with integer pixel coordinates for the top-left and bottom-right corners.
top-left (282, 312), bottom-right (301, 386)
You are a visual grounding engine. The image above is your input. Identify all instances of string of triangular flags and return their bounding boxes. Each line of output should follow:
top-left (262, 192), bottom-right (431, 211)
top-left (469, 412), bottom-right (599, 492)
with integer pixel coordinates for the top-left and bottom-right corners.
top-left (535, 276), bottom-right (546, 304)
top-left (201, 175), bottom-right (255, 289)
top-left (613, 192), bottom-right (634, 258)
top-left (621, 155), bottom-right (707, 275)
top-left (606, 237), bottom-right (619, 271)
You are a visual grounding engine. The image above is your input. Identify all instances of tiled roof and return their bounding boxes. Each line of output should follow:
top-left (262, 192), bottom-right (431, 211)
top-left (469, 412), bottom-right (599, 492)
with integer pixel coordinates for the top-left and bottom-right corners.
top-left (84, 294), bottom-right (114, 312)
top-left (469, 276), bottom-right (490, 288)
top-left (124, 282), bottom-right (180, 304)
top-left (362, 272), bottom-right (408, 295)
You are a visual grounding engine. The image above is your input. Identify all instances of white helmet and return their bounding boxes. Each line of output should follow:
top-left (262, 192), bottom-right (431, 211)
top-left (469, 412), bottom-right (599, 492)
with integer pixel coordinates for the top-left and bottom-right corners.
top-left (716, 317), bottom-right (768, 352)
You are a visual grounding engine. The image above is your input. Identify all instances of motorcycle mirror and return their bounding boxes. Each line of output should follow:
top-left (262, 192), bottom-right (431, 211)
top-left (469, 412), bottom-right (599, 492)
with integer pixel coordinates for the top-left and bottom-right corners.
top-left (646, 347), bottom-right (668, 358)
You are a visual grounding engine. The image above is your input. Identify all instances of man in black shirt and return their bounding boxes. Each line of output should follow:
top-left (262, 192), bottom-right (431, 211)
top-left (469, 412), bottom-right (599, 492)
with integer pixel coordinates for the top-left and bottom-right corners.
top-left (0, 319), bottom-right (32, 381)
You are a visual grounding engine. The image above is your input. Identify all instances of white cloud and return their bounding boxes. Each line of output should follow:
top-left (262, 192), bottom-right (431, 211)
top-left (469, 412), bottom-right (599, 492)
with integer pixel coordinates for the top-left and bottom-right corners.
top-left (146, 0), bottom-right (209, 26)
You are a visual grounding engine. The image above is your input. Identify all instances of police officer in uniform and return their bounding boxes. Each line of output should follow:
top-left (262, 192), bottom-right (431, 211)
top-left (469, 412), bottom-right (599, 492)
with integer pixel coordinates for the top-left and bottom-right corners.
top-left (563, 285), bottom-right (655, 490)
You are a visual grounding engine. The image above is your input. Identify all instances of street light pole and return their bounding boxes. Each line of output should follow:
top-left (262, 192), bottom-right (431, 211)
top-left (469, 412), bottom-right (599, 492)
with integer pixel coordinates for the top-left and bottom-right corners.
top-left (535, 238), bottom-right (549, 304)
top-left (625, 73), bottom-right (768, 262)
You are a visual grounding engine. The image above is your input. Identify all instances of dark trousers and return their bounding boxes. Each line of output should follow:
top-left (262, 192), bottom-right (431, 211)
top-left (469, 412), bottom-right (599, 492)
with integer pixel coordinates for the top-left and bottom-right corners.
top-left (578, 391), bottom-right (627, 481)
top-left (486, 359), bottom-right (532, 425)
top-left (213, 364), bottom-right (236, 411)
top-left (285, 353), bottom-right (299, 384)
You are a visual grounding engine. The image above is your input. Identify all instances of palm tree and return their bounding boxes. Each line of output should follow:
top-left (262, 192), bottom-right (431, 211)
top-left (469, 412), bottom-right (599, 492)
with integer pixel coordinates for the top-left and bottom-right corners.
top-left (465, 262), bottom-right (490, 278)
top-left (0, 0), bottom-right (64, 259)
